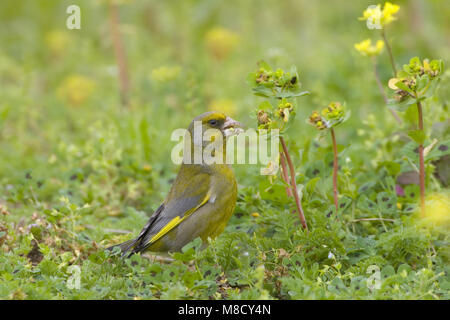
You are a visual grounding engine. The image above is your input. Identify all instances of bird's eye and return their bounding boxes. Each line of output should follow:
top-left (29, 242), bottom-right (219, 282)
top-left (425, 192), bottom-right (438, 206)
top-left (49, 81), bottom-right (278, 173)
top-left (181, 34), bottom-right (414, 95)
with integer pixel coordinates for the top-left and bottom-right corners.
top-left (208, 119), bottom-right (218, 126)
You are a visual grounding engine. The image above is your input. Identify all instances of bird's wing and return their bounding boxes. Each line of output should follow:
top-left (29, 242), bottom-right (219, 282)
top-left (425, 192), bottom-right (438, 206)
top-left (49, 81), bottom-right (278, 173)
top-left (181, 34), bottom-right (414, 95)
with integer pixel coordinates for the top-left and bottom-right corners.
top-left (133, 167), bottom-right (212, 252)
top-left (109, 203), bottom-right (165, 256)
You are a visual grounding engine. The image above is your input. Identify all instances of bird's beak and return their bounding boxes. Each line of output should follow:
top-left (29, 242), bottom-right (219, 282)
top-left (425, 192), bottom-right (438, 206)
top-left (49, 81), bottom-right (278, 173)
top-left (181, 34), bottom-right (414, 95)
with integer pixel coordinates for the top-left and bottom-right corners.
top-left (223, 116), bottom-right (244, 137)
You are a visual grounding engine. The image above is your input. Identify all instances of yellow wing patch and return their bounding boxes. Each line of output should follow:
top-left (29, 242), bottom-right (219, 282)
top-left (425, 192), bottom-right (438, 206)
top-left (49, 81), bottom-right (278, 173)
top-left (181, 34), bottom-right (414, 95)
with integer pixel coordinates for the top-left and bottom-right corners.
top-left (148, 191), bottom-right (211, 244)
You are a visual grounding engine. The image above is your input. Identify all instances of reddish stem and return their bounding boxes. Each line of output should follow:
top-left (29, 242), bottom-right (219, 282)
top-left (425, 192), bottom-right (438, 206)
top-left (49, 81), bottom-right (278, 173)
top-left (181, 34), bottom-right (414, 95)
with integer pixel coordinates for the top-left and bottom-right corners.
top-left (417, 101), bottom-right (426, 217)
top-left (109, 2), bottom-right (130, 108)
top-left (330, 128), bottom-right (339, 215)
top-left (279, 137), bottom-right (308, 231)
top-left (279, 151), bottom-right (293, 197)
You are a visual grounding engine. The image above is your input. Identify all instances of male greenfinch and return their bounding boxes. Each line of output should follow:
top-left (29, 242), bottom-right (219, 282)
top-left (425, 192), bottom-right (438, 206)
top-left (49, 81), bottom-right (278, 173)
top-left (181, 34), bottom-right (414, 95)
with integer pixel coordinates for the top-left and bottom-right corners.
top-left (108, 112), bottom-right (243, 257)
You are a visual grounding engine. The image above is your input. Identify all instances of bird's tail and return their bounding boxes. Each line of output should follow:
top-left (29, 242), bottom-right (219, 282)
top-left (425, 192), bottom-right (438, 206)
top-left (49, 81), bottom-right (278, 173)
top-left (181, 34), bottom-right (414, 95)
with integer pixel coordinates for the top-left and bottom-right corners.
top-left (106, 238), bottom-right (137, 258)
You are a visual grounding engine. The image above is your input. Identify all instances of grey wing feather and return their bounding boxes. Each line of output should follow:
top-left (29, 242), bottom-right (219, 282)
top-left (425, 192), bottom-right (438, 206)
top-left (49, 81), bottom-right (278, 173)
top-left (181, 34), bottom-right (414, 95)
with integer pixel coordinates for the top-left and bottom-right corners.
top-left (107, 203), bottom-right (165, 257)
top-left (109, 166), bottom-right (212, 256)
top-left (132, 195), bottom-right (202, 252)
top-left (135, 203), bottom-right (166, 241)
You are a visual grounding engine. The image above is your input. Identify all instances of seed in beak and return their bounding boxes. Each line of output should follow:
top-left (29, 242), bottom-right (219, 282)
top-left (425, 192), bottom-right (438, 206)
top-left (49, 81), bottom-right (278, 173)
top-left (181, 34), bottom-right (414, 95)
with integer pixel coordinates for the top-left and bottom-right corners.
top-left (223, 117), bottom-right (244, 137)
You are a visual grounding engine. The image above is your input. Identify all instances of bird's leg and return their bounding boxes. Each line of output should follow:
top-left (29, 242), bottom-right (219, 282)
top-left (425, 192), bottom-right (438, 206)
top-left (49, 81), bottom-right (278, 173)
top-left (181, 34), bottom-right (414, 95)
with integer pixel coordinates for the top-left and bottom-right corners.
top-left (142, 252), bottom-right (175, 263)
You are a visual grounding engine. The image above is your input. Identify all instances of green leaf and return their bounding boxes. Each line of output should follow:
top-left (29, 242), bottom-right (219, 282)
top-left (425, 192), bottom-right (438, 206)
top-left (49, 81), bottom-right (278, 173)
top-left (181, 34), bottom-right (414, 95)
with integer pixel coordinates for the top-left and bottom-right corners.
top-left (305, 177), bottom-right (320, 195)
top-left (252, 86), bottom-right (275, 98)
top-left (415, 75), bottom-right (429, 93)
top-left (305, 160), bottom-right (325, 179)
top-left (338, 196), bottom-right (352, 212)
top-left (426, 140), bottom-right (450, 160)
top-left (258, 60), bottom-right (272, 71)
top-left (381, 265), bottom-right (396, 279)
top-left (404, 185), bottom-right (420, 201)
top-left (422, 78), bottom-right (440, 99)
top-left (377, 192), bottom-right (397, 214)
top-left (397, 264), bottom-right (412, 275)
top-left (308, 197), bottom-right (325, 207)
top-left (394, 80), bottom-right (413, 93)
top-left (256, 100), bottom-right (273, 111)
top-left (274, 90), bottom-right (309, 99)
top-left (357, 195), bottom-right (377, 212)
top-left (289, 65), bottom-right (299, 78)
top-left (182, 237), bottom-right (202, 253)
top-left (358, 181), bottom-right (375, 194)
top-left (407, 130), bottom-right (426, 144)
top-left (397, 70), bottom-right (409, 78)
top-left (379, 161), bottom-right (401, 177)
top-left (259, 179), bottom-right (289, 203)
top-left (401, 141), bottom-right (421, 162)
top-left (388, 97), bottom-right (416, 112)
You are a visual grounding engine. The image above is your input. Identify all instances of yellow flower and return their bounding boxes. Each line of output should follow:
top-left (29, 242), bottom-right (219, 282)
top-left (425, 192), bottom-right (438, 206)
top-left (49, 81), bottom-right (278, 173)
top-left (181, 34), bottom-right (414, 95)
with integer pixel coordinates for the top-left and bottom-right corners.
top-left (308, 110), bottom-right (327, 130)
top-left (423, 193), bottom-right (450, 225)
top-left (388, 77), bottom-right (401, 89)
top-left (151, 65), bottom-right (181, 83)
top-left (251, 212), bottom-right (260, 218)
top-left (277, 108), bottom-right (290, 122)
top-left (205, 27), bottom-right (239, 60)
top-left (382, 2), bottom-right (400, 25)
top-left (354, 39), bottom-right (384, 57)
top-left (57, 75), bottom-right (96, 105)
top-left (310, 111), bottom-right (321, 121)
top-left (260, 160), bottom-right (279, 176)
top-left (45, 30), bottom-right (71, 57)
top-left (359, 2), bottom-right (400, 28)
top-left (359, 4), bottom-right (382, 22)
top-left (322, 102), bottom-right (344, 119)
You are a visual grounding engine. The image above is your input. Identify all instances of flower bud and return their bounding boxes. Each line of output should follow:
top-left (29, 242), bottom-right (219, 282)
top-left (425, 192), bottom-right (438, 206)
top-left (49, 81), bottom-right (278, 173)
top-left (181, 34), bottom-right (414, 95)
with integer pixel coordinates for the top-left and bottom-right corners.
top-left (257, 110), bottom-right (270, 124)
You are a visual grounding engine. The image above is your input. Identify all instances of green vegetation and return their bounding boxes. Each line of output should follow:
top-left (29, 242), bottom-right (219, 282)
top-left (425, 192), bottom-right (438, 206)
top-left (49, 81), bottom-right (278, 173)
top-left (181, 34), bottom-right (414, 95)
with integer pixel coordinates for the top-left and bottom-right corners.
top-left (0, 0), bottom-right (449, 300)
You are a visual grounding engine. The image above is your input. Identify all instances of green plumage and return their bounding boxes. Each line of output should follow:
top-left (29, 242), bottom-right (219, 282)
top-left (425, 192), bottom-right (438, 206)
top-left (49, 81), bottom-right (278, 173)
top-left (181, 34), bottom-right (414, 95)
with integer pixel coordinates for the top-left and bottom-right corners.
top-left (108, 112), bottom-right (240, 257)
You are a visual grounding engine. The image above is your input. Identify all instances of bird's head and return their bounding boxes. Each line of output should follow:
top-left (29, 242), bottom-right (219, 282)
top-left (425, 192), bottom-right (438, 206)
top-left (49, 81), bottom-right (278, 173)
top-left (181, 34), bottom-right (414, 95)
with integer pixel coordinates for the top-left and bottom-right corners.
top-left (183, 112), bottom-right (243, 165)
top-left (188, 111), bottom-right (243, 139)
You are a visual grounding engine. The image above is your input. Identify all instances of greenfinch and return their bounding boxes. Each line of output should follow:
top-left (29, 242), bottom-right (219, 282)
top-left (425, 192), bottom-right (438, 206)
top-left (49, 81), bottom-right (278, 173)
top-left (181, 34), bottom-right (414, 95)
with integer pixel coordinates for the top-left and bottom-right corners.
top-left (108, 112), bottom-right (243, 256)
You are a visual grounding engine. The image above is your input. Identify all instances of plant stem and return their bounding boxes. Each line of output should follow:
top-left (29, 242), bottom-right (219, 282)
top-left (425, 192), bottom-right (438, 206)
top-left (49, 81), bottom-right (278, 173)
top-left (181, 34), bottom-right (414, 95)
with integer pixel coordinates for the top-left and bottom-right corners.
top-left (371, 57), bottom-right (402, 124)
top-left (279, 136), bottom-right (308, 231)
top-left (381, 29), bottom-right (397, 77)
top-left (330, 128), bottom-right (339, 215)
top-left (417, 101), bottom-right (426, 217)
top-left (109, 1), bottom-right (130, 108)
top-left (279, 151), bottom-right (293, 197)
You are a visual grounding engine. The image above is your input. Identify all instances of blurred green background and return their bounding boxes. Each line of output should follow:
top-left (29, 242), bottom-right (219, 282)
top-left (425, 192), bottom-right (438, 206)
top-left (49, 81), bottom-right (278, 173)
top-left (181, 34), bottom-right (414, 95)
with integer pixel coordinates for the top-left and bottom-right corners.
top-left (0, 0), bottom-right (449, 214)
top-left (0, 0), bottom-right (448, 215)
